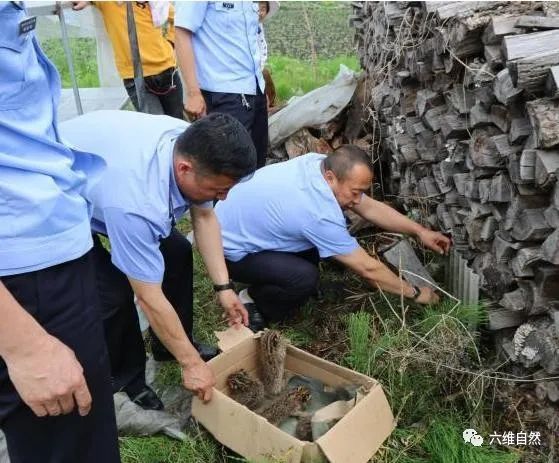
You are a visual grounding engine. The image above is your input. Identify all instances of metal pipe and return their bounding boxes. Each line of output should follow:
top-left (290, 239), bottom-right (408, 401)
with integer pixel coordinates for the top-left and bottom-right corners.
top-left (57, 2), bottom-right (83, 115)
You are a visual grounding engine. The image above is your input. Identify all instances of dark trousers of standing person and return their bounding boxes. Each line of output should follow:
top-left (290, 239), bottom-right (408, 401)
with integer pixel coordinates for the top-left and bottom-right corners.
top-left (91, 230), bottom-right (193, 396)
top-left (202, 84), bottom-right (268, 168)
top-left (0, 253), bottom-right (120, 463)
top-left (123, 66), bottom-right (184, 119)
top-left (226, 248), bottom-right (320, 322)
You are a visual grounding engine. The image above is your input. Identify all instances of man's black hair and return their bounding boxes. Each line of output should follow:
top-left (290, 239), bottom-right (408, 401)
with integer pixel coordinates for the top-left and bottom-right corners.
top-left (174, 113), bottom-right (257, 180)
top-left (323, 144), bottom-right (373, 180)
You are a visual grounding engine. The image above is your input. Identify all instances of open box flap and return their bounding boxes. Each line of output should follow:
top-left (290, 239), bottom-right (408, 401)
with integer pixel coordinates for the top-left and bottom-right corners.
top-left (315, 384), bottom-right (395, 463)
top-left (215, 325), bottom-right (254, 352)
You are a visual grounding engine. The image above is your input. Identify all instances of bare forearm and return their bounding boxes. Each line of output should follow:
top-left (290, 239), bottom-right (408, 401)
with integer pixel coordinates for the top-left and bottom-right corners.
top-left (335, 249), bottom-right (415, 298)
top-left (192, 211), bottom-right (229, 285)
top-left (175, 28), bottom-right (201, 96)
top-left (0, 282), bottom-right (47, 360)
top-left (130, 280), bottom-right (200, 367)
top-left (361, 258), bottom-right (415, 297)
top-left (353, 197), bottom-right (423, 236)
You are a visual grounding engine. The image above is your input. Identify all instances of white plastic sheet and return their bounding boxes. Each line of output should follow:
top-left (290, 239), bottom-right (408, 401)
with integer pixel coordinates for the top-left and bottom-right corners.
top-left (268, 65), bottom-right (360, 148)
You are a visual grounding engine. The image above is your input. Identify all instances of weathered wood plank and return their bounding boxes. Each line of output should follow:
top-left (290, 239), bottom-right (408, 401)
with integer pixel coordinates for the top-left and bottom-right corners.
top-left (519, 149), bottom-right (536, 182)
top-left (484, 44), bottom-right (504, 68)
top-left (508, 50), bottom-right (559, 93)
top-left (436, 2), bottom-right (506, 20)
top-left (469, 103), bottom-right (493, 129)
top-left (445, 87), bottom-right (476, 114)
top-left (511, 246), bottom-right (541, 277)
top-left (415, 89), bottom-right (444, 117)
top-left (494, 68), bottom-right (523, 105)
top-left (503, 29), bottom-right (559, 61)
top-left (526, 98), bottom-right (559, 149)
top-left (509, 118), bottom-right (531, 145)
top-left (515, 16), bottom-right (559, 30)
top-left (541, 228), bottom-right (559, 265)
top-left (483, 15), bottom-right (525, 45)
top-left (545, 65), bottom-right (559, 97)
top-left (504, 195), bottom-right (550, 231)
top-left (490, 105), bottom-right (509, 132)
top-left (440, 113), bottom-right (469, 140)
top-left (423, 105), bottom-right (448, 132)
top-left (511, 208), bottom-right (554, 241)
top-left (534, 149), bottom-right (559, 188)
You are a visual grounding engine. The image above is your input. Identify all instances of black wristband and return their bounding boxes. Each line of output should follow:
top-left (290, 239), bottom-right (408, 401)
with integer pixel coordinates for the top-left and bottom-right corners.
top-left (213, 281), bottom-right (234, 292)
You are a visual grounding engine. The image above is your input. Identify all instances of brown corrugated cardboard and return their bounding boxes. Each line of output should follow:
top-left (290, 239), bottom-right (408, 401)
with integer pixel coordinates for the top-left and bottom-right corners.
top-left (192, 327), bottom-right (395, 463)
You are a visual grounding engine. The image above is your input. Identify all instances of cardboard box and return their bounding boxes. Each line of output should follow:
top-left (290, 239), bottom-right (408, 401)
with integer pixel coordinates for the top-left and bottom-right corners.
top-left (192, 327), bottom-right (395, 463)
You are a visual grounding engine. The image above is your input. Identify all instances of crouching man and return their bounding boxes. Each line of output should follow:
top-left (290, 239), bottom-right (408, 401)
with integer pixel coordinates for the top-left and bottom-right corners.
top-left (215, 145), bottom-right (451, 331)
top-left (61, 111), bottom-right (255, 408)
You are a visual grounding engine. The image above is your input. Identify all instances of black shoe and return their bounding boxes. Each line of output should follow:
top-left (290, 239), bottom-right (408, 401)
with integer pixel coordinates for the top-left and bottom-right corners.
top-left (245, 303), bottom-right (266, 332)
top-left (152, 338), bottom-right (218, 362)
top-left (193, 342), bottom-right (219, 362)
top-left (126, 384), bottom-right (164, 411)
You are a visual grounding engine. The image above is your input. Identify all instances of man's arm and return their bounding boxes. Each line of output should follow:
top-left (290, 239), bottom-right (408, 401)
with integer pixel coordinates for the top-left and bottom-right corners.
top-left (190, 206), bottom-right (248, 327)
top-left (0, 282), bottom-right (92, 417)
top-left (175, 27), bottom-right (206, 119)
top-left (128, 279), bottom-right (215, 401)
top-left (334, 247), bottom-right (439, 304)
top-left (351, 195), bottom-right (451, 254)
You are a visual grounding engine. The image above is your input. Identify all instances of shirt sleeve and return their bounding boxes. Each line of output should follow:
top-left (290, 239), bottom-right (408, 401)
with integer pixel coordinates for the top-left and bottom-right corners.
top-left (301, 216), bottom-right (359, 259)
top-left (175, 1), bottom-right (208, 33)
top-left (103, 207), bottom-right (165, 283)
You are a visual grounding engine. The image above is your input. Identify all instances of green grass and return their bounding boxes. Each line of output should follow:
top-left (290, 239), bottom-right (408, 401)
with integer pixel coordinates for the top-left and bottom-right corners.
top-left (41, 38), bottom-right (100, 88)
top-left (120, 428), bottom-right (226, 463)
top-left (38, 37), bottom-right (359, 104)
top-left (267, 55), bottom-right (360, 103)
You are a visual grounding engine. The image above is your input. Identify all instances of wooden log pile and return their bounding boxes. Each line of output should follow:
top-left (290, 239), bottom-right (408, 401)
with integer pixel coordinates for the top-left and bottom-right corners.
top-left (352, 1), bottom-right (559, 374)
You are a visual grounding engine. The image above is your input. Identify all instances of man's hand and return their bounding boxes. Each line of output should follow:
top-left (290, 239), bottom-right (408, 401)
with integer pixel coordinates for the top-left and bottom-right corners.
top-left (415, 286), bottom-right (440, 305)
top-left (417, 229), bottom-right (451, 255)
top-left (218, 289), bottom-right (249, 328)
top-left (183, 92), bottom-right (206, 120)
top-left (181, 359), bottom-right (216, 402)
top-left (5, 334), bottom-right (92, 417)
top-left (71, 1), bottom-right (90, 10)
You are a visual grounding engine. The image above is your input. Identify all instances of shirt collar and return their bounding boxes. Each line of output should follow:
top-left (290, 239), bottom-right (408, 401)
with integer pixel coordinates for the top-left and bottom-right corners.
top-left (169, 159), bottom-right (187, 211)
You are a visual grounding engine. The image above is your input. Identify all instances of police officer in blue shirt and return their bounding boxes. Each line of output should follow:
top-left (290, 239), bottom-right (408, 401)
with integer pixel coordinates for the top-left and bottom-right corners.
top-left (175, 1), bottom-right (268, 168)
top-left (215, 146), bottom-right (451, 330)
top-left (0, 2), bottom-right (119, 461)
top-left (60, 110), bottom-right (256, 408)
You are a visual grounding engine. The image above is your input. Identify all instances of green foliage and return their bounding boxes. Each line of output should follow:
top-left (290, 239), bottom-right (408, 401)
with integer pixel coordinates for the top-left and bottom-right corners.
top-left (120, 429), bottom-right (225, 463)
top-left (41, 38), bottom-right (100, 88)
top-left (267, 55), bottom-right (360, 103)
top-left (345, 311), bottom-right (373, 375)
top-left (422, 417), bottom-right (520, 463)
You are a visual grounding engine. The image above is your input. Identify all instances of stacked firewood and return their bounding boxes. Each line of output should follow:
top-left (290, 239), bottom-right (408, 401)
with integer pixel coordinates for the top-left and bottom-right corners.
top-left (352, 1), bottom-right (559, 382)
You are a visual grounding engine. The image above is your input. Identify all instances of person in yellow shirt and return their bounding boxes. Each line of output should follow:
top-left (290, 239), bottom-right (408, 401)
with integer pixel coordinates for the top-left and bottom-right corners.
top-left (73, 1), bottom-right (183, 119)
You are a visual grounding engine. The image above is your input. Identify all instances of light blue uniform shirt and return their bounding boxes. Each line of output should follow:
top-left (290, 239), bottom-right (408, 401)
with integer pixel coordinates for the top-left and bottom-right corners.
top-left (0, 2), bottom-right (104, 277)
top-left (60, 110), bottom-right (212, 283)
top-left (215, 153), bottom-right (359, 262)
top-left (175, 1), bottom-right (264, 94)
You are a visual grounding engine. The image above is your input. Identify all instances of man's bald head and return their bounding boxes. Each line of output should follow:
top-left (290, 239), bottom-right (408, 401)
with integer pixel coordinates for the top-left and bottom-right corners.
top-left (323, 145), bottom-right (373, 181)
top-left (322, 145), bottom-right (373, 210)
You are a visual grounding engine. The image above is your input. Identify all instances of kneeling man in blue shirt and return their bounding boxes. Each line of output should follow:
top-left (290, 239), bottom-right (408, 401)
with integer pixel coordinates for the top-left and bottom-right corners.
top-left (61, 111), bottom-right (256, 408)
top-left (215, 146), bottom-right (451, 331)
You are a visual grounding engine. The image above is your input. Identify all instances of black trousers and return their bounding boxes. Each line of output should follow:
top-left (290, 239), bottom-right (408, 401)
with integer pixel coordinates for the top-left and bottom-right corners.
top-left (123, 66), bottom-right (184, 120)
top-left (202, 85), bottom-right (268, 168)
top-left (92, 230), bottom-right (193, 393)
top-left (226, 248), bottom-right (320, 322)
top-left (0, 253), bottom-right (120, 463)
